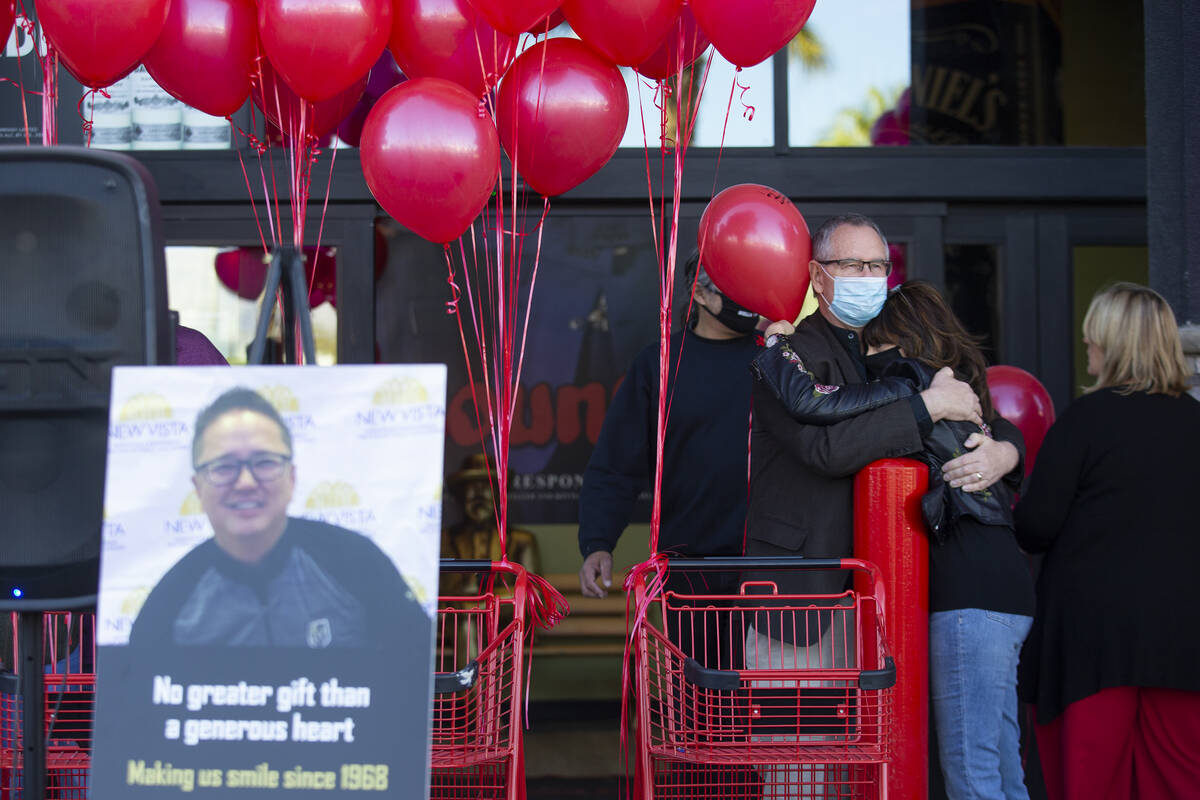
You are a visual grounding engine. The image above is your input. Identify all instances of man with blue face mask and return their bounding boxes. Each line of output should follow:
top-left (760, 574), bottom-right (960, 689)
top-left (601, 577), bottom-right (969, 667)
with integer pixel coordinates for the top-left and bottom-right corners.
top-left (744, 212), bottom-right (985, 605)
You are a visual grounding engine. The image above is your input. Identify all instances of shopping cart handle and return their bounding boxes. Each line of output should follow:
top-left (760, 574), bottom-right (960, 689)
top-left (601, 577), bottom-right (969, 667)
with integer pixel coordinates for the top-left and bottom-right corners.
top-left (859, 657), bottom-right (896, 691)
top-left (683, 658), bottom-right (741, 692)
top-left (664, 556), bottom-right (853, 570)
top-left (439, 559), bottom-right (496, 574)
top-left (433, 660), bottom-right (479, 694)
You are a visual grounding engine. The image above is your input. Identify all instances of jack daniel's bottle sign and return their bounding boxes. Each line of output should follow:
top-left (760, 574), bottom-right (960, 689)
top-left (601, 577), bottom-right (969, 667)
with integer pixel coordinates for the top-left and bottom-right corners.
top-left (910, 0), bottom-right (1064, 145)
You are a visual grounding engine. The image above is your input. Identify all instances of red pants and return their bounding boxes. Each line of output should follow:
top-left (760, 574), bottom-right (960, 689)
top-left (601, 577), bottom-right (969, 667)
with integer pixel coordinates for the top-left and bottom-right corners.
top-left (1036, 687), bottom-right (1200, 800)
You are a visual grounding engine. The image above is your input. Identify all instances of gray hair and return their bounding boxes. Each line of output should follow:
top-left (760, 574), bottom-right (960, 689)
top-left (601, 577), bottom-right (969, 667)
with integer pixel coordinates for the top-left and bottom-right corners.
top-left (811, 213), bottom-right (889, 261)
top-left (683, 249), bottom-right (717, 292)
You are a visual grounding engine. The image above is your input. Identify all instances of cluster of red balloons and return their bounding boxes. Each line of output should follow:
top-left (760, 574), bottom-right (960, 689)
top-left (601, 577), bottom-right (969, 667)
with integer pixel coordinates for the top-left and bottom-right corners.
top-left (35, 0), bottom-right (820, 244)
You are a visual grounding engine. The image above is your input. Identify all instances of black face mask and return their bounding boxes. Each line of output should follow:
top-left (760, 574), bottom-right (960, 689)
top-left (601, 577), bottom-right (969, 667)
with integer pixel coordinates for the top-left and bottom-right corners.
top-left (713, 293), bottom-right (760, 334)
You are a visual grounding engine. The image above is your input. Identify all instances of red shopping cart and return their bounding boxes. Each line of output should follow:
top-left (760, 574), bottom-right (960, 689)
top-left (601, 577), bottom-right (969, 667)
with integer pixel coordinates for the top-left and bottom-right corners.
top-left (1, 611), bottom-right (96, 800)
top-left (429, 560), bottom-right (530, 800)
top-left (632, 557), bottom-right (896, 800)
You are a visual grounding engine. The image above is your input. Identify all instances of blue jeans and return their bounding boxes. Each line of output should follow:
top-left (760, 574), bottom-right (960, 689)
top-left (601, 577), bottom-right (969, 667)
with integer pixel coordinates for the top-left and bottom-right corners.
top-left (930, 609), bottom-right (1033, 800)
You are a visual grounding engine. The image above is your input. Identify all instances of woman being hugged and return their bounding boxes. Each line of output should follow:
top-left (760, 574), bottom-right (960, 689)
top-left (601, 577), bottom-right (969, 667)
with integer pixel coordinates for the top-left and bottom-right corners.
top-left (1015, 283), bottom-right (1200, 800)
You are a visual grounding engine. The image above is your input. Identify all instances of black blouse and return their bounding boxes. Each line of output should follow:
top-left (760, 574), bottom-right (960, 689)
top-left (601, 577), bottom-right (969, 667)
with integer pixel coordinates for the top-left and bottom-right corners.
top-left (1014, 387), bottom-right (1200, 724)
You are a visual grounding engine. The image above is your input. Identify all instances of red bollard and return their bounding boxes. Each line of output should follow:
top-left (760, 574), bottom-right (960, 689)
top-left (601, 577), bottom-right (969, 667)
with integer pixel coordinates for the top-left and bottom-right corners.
top-left (854, 458), bottom-right (929, 800)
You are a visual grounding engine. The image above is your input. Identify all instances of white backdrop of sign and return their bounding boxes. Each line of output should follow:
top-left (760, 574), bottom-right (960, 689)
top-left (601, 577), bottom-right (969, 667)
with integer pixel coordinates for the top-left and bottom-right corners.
top-left (97, 365), bottom-right (447, 646)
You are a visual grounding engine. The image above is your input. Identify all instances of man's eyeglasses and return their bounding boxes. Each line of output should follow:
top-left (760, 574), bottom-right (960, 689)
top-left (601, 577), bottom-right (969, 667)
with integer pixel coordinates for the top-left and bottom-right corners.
top-left (195, 452), bottom-right (292, 487)
top-left (817, 258), bottom-right (893, 277)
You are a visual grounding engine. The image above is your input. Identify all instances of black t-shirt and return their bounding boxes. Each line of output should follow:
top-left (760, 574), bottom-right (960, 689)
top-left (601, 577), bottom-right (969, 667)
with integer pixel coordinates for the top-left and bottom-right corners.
top-left (577, 329), bottom-right (760, 559)
top-left (129, 517), bottom-right (426, 648)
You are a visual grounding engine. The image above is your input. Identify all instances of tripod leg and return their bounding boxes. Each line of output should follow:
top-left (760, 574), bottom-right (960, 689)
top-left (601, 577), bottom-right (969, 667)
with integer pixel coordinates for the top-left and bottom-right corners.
top-left (248, 251), bottom-right (285, 365)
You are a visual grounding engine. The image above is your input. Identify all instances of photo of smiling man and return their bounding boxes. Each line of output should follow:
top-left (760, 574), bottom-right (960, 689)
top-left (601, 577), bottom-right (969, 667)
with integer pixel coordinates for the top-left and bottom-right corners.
top-left (128, 386), bottom-right (424, 648)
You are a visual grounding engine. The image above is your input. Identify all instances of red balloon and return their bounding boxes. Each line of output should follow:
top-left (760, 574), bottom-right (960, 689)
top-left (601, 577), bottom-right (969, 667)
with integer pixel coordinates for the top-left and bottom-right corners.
top-left (2, 2), bottom-right (14, 46)
top-left (698, 184), bottom-right (812, 322)
top-left (215, 246), bottom-right (336, 308)
top-left (495, 38), bottom-right (628, 197)
top-left (562, 0), bottom-right (681, 67)
top-left (361, 78), bottom-right (500, 244)
top-left (253, 57), bottom-right (367, 140)
top-left (524, 8), bottom-right (566, 35)
top-left (258, 0), bottom-right (391, 103)
top-left (389, 0), bottom-right (517, 99)
top-left (986, 366), bottom-right (1056, 475)
top-left (689, 0), bottom-right (816, 68)
top-left (870, 109), bottom-right (909, 146)
top-left (143, 0), bottom-right (258, 118)
top-left (635, 8), bottom-right (711, 80)
top-left (466, 0), bottom-right (561, 36)
top-left (38, 0), bottom-right (170, 88)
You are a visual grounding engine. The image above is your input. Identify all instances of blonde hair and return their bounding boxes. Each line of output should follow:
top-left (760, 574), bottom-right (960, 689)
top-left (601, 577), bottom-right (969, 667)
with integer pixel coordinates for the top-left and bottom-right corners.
top-left (1082, 282), bottom-right (1191, 396)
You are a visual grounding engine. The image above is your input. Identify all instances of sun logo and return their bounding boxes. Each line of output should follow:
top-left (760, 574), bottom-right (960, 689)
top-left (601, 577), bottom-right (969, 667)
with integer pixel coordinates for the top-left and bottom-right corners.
top-left (121, 587), bottom-right (150, 617)
top-left (373, 377), bottom-right (428, 406)
top-left (256, 385), bottom-right (301, 414)
top-left (179, 491), bottom-right (203, 516)
top-left (118, 393), bottom-right (172, 421)
top-left (305, 481), bottom-right (361, 509)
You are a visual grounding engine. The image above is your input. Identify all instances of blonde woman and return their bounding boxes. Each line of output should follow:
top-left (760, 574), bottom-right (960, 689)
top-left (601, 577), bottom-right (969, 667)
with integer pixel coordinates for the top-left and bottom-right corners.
top-left (1014, 283), bottom-right (1200, 800)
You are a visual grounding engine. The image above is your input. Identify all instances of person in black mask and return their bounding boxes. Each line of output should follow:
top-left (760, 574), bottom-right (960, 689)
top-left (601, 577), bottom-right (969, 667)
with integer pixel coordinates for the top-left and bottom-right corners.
top-left (577, 250), bottom-right (760, 628)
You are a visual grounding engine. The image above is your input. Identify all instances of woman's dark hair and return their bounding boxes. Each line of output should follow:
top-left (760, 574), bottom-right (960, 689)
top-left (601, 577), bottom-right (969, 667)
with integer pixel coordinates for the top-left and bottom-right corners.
top-left (863, 280), bottom-right (997, 420)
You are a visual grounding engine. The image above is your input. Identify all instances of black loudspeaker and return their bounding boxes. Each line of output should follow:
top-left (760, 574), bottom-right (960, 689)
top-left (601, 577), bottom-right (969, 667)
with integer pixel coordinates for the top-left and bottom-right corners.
top-left (0, 146), bottom-right (172, 605)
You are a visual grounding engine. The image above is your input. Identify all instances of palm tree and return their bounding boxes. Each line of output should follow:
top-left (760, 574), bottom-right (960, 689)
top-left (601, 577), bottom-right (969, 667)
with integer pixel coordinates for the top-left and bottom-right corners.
top-left (789, 27), bottom-right (828, 72)
top-left (816, 85), bottom-right (905, 147)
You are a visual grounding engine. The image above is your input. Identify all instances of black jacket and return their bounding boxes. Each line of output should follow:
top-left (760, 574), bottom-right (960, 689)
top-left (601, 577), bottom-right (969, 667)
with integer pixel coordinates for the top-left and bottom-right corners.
top-left (746, 315), bottom-right (926, 605)
top-left (754, 338), bottom-right (1020, 544)
top-left (129, 517), bottom-right (425, 648)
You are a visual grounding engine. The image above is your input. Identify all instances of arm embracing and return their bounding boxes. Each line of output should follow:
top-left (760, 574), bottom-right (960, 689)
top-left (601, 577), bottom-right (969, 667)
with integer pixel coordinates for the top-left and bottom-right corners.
top-left (752, 336), bottom-right (919, 424)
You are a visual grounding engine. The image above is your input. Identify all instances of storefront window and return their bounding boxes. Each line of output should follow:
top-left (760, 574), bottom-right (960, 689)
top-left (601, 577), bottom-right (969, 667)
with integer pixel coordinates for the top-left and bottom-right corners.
top-left (165, 246), bottom-right (339, 365)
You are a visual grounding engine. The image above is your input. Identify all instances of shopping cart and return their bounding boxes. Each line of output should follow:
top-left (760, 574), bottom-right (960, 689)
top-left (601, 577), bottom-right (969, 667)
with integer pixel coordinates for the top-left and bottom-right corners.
top-left (429, 560), bottom-right (530, 800)
top-left (632, 557), bottom-right (896, 800)
top-left (1, 611), bottom-right (96, 800)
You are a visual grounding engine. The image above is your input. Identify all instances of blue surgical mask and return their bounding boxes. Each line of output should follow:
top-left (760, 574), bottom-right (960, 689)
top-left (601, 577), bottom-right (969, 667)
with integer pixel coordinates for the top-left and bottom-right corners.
top-left (818, 265), bottom-right (888, 328)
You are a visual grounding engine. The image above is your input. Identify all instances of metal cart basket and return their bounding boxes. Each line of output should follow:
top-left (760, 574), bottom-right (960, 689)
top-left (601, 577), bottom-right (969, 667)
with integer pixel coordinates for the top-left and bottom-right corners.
top-left (429, 560), bottom-right (530, 800)
top-left (1, 611), bottom-right (95, 800)
top-left (632, 557), bottom-right (896, 800)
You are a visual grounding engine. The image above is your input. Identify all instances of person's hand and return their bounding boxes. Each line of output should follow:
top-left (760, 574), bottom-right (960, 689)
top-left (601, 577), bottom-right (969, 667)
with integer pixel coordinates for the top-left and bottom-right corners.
top-left (942, 432), bottom-right (1020, 492)
top-left (579, 550), bottom-right (613, 598)
top-left (920, 367), bottom-right (983, 426)
top-left (763, 320), bottom-right (796, 341)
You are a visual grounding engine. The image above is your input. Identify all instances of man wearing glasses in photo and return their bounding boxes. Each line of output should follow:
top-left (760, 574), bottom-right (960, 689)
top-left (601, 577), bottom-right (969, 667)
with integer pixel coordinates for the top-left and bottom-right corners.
top-left (128, 387), bottom-right (424, 648)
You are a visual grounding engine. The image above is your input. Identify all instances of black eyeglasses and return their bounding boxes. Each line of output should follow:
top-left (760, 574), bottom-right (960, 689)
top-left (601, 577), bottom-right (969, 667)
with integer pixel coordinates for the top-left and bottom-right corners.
top-left (817, 258), bottom-right (893, 277)
top-left (195, 452), bottom-right (292, 487)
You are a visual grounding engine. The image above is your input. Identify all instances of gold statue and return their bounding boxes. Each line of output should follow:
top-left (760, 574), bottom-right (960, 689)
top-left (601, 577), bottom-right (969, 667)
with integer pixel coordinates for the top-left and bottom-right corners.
top-left (441, 453), bottom-right (540, 595)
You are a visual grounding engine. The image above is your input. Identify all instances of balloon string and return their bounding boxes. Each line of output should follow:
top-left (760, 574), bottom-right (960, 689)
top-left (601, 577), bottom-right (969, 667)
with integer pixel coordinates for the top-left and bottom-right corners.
top-left (40, 43), bottom-right (56, 145)
top-left (735, 69), bottom-right (756, 121)
top-left (618, 555), bottom-right (669, 778)
top-left (308, 144), bottom-right (338, 303)
top-left (446, 238), bottom-right (501, 542)
top-left (11, 4), bottom-right (34, 145)
top-left (711, 67), bottom-right (740, 199)
top-left (76, 88), bottom-right (105, 148)
top-left (233, 121), bottom-right (272, 254)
